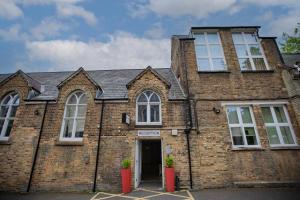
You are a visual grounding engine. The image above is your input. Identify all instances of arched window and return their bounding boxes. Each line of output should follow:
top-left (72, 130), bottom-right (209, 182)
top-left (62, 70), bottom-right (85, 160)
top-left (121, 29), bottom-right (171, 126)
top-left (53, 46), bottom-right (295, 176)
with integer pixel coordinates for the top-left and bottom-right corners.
top-left (60, 91), bottom-right (87, 141)
top-left (136, 90), bottom-right (161, 125)
top-left (0, 92), bottom-right (19, 140)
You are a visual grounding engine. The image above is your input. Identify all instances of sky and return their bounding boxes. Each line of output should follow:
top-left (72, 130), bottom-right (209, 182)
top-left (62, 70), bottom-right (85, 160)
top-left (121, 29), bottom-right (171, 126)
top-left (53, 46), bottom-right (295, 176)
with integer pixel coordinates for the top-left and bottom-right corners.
top-left (0, 0), bottom-right (299, 74)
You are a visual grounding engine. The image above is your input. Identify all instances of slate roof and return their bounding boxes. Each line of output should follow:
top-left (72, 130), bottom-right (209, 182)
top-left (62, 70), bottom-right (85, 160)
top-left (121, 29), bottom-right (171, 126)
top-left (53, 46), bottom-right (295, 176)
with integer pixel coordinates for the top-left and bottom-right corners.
top-left (282, 53), bottom-right (300, 67)
top-left (0, 68), bottom-right (186, 101)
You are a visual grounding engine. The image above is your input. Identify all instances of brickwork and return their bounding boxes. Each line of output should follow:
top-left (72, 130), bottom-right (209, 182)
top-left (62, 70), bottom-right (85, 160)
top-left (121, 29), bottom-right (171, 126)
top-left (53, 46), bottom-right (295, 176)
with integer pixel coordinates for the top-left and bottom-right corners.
top-left (171, 28), bottom-right (300, 189)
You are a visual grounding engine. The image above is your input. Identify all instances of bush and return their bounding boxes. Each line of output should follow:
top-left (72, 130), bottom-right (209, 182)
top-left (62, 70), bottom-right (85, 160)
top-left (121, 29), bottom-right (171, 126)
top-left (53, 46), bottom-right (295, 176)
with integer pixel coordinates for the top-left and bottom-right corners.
top-left (122, 159), bottom-right (131, 169)
top-left (165, 156), bottom-right (174, 168)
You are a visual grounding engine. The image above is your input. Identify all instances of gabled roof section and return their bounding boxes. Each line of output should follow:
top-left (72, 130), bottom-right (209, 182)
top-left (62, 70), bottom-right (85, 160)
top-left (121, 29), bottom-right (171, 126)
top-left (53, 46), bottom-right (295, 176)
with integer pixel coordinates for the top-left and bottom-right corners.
top-left (126, 66), bottom-right (171, 89)
top-left (0, 70), bottom-right (41, 92)
top-left (57, 67), bottom-right (101, 90)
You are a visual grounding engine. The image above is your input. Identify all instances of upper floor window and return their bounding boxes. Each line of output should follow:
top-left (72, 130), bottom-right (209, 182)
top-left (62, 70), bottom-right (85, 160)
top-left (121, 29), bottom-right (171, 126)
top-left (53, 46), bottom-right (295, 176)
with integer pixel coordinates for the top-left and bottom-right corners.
top-left (232, 32), bottom-right (269, 71)
top-left (226, 106), bottom-right (260, 148)
top-left (261, 105), bottom-right (297, 146)
top-left (194, 32), bottom-right (226, 71)
top-left (0, 92), bottom-right (19, 141)
top-left (136, 90), bottom-right (161, 125)
top-left (60, 91), bottom-right (87, 141)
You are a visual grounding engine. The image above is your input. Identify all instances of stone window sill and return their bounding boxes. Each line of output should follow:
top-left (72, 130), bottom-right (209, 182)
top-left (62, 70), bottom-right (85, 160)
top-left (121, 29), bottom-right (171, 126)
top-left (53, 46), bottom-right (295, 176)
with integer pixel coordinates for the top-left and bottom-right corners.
top-left (231, 147), bottom-right (264, 151)
top-left (198, 70), bottom-right (230, 74)
top-left (241, 70), bottom-right (274, 73)
top-left (0, 140), bottom-right (12, 145)
top-left (55, 140), bottom-right (84, 146)
top-left (270, 146), bottom-right (300, 150)
top-left (135, 125), bottom-right (163, 128)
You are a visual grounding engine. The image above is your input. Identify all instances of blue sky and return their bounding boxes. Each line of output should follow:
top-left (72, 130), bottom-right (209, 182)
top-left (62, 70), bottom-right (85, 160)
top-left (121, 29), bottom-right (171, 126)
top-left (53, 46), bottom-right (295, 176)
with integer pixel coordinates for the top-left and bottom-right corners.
top-left (0, 0), bottom-right (299, 74)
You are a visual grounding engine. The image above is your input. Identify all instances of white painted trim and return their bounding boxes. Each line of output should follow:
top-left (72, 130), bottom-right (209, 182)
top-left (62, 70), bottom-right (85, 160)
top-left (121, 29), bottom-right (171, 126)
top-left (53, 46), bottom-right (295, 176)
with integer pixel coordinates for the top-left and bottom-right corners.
top-left (221, 100), bottom-right (288, 106)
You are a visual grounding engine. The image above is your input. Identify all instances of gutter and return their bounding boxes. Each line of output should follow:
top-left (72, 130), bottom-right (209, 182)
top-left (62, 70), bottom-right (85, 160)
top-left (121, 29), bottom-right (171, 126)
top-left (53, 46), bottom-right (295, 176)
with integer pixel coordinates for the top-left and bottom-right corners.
top-left (27, 101), bottom-right (49, 192)
top-left (181, 39), bottom-right (193, 189)
top-left (93, 100), bottom-right (105, 192)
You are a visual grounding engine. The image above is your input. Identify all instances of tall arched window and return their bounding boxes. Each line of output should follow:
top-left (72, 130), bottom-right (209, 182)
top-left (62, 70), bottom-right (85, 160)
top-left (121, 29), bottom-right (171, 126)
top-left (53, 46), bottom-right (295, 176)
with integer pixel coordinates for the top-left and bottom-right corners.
top-left (136, 90), bottom-right (161, 125)
top-left (60, 91), bottom-right (87, 141)
top-left (0, 92), bottom-right (19, 140)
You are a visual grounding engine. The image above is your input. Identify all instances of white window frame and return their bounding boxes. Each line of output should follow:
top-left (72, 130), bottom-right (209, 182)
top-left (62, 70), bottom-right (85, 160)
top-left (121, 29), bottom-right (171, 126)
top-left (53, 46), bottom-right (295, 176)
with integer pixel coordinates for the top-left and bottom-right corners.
top-left (136, 90), bottom-right (162, 125)
top-left (226, 105), bottom-right (261, 148)
top-left (0, 92), bottom-right (19, 141)
top-left (232, 32), bottom-right (269, 71)
top-left (194, 32), bottom-right (227, 71)
top-left (261, 105), bottom-right (298, 147)
top-left (59, 91), bottom-right (87, 142)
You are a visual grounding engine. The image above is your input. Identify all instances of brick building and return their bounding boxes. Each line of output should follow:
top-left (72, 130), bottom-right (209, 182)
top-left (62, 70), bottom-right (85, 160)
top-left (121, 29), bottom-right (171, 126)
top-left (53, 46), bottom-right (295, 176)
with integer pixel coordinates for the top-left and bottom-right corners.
top-left (0, 26), bottom-right (299, 192)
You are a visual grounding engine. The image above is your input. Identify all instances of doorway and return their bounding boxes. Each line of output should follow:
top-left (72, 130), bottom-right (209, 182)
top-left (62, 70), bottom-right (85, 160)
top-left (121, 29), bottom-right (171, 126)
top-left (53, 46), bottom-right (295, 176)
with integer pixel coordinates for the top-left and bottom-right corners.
top-left (135, 139), bottom-right (163, 189)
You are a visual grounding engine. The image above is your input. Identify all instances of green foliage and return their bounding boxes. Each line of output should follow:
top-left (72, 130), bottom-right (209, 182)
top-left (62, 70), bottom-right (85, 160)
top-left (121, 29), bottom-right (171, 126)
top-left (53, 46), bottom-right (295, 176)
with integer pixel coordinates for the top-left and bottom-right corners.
top-left (165, 156), bottom-right (174, 168)
top-left (122, 159), bottom-right (131, 169)
top-left (281, 23), bottom-right (300, 53)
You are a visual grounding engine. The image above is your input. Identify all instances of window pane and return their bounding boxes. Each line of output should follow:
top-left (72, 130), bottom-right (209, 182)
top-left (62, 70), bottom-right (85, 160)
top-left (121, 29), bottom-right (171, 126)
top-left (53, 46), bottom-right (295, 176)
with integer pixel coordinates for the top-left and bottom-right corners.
top-left (138, 93), bottom-right (147, 102)
top-left (13, 96), bottom-right (19, 105)
top-left (253, 58), bottom-right (267, 70)
top-left (207, 33), bottom-right (218, 43)
top-left (231, 127), bottom-right (244, 145)
top-left (280, 126), bottom-right (294, 144)
top-left (65, 105), bottom-right (76, 117)
top-left (261, 107), bottom-right (274, 123)
top-left (195, 45), bottom-right (208, 57)
top-left (138, 105), bottom-right (147, 122)
top-left (239, 58), bottom-right (252, 70)
top-left (210, 45), bottom-right (222, 57)
top-left (75, 119), bottom-right (85, 138)
top-left (145, 91), bottom-right (152, 97)
top-left (244, 33), bottom-right (258, 44)
top-left (63, 119), bottom-right (73, 138)
top-left (274, 107), bottom-right (287, 123)
top-left (197, 58), bottom-right (210, 71)
top-left (79, 94), bottom-right (87, 104)
top-left (77, 105), bottom-right (87, 117)
top-left (241, 107), bottom-right (252, 123)
top-left (2, 96), bottom-right (11, 105)
top-left (249, 45), bottom-right (261, 56)
top-left (150, 94), bottom-right (160, 102)
top-left (0, 119), bottom-right (4, 134)
top-left (5, 120), bottom-right (14, 137)
top-left (235, 45), bottom-right (248, 57)
top-left (0, 106), bottom-right (9, 118)
top-left (194, 34), bottom-right (205, 44)
top-left (227, 107), bottom-right (239, 124)
top-left (68, 95), bottom-right (77, 104)
top-left (232, 33), bottom-right (244, 44)
top-left (212, 59), bottom-right (225, 70)
top-left (244, 127), bottom-right (257, 145)
top-left (9, 105), bottom-right (18, 117)
top-left (266, 127), bottom-right (280, 144)
top-left (150, 105), bottom-right (160, 122)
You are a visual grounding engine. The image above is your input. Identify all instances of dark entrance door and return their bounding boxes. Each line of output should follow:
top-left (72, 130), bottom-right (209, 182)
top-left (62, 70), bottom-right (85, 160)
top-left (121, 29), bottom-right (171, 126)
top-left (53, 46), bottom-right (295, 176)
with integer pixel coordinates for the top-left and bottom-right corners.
top-left (141, 140), bottom-right (162, 181)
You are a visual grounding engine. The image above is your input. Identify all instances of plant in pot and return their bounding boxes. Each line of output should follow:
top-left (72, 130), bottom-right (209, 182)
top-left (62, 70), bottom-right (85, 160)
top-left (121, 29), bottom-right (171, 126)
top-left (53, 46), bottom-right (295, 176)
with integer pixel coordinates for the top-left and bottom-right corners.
top-left (121, 159), bottom-right (132, 193)
top-left (165, 155), bottom-right (175, 192)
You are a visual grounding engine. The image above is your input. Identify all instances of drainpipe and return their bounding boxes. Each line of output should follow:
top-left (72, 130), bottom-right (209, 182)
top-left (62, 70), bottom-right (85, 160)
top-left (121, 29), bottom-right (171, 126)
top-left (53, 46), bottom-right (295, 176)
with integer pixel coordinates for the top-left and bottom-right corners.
top-left (93, 100), bottom-right (105, 192)
top-left (27, 101), bottom-right (48, 192)
top-left (181, 39), bottom-right (193, 189)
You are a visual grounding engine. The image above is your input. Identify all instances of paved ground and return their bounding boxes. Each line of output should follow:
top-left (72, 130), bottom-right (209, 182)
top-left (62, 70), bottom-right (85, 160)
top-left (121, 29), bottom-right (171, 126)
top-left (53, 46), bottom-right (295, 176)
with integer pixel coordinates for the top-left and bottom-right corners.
top-left (0, 188), bottom-right (300, 200)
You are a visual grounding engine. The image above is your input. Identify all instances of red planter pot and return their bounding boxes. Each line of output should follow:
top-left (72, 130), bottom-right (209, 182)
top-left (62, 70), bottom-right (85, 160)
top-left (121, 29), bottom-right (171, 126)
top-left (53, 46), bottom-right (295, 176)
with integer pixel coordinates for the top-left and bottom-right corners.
top-left (121, 168), bottom-right (131, 193)
top-left (165, 167), bottom-right (175, 192)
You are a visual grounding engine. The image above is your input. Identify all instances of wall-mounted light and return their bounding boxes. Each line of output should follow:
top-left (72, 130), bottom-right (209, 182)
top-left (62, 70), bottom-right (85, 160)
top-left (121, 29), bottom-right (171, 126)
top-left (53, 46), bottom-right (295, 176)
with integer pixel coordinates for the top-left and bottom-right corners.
top-left (212, 107), bottom-right (220, 114)
top-left (34, 109), bottom-right (40, 116)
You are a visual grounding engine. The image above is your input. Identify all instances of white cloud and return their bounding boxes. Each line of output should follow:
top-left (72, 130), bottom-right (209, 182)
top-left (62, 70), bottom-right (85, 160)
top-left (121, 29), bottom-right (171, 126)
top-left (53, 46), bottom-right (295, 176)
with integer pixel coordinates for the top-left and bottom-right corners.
top-left (0, 24), bottom-right (26, 41)
top-left (144, 23), bottom-right (165, 39)
top-left (56, 3), bottom-right (97, 26)
top-left (0, 0), bottom-right (23, 19)
top-left (25, 32), bottom-right (170, 71)
top-left (30, 17), bottom-right (67, 40)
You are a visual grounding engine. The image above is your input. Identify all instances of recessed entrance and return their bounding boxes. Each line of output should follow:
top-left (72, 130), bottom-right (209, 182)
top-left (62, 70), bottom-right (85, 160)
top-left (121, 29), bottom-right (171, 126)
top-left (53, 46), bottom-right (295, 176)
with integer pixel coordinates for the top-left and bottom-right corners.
top-left (135, 139), bottom-right (163, 189)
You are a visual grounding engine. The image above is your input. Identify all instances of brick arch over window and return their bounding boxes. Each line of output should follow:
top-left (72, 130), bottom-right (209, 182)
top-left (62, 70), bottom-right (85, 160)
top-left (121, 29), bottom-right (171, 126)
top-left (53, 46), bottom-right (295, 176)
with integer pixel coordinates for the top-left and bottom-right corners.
top-left (136, 90), bottom-right (161, 125)
top-left (0, 91), bottom-right (19, 140)
top-left (59, 90), bottom-right (87, 141)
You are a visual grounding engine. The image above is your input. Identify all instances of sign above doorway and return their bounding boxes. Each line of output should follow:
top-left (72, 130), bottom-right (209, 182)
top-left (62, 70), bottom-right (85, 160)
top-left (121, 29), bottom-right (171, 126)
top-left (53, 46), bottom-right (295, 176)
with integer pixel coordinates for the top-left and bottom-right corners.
top-left (138, 130), bottom-right (160, 137)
